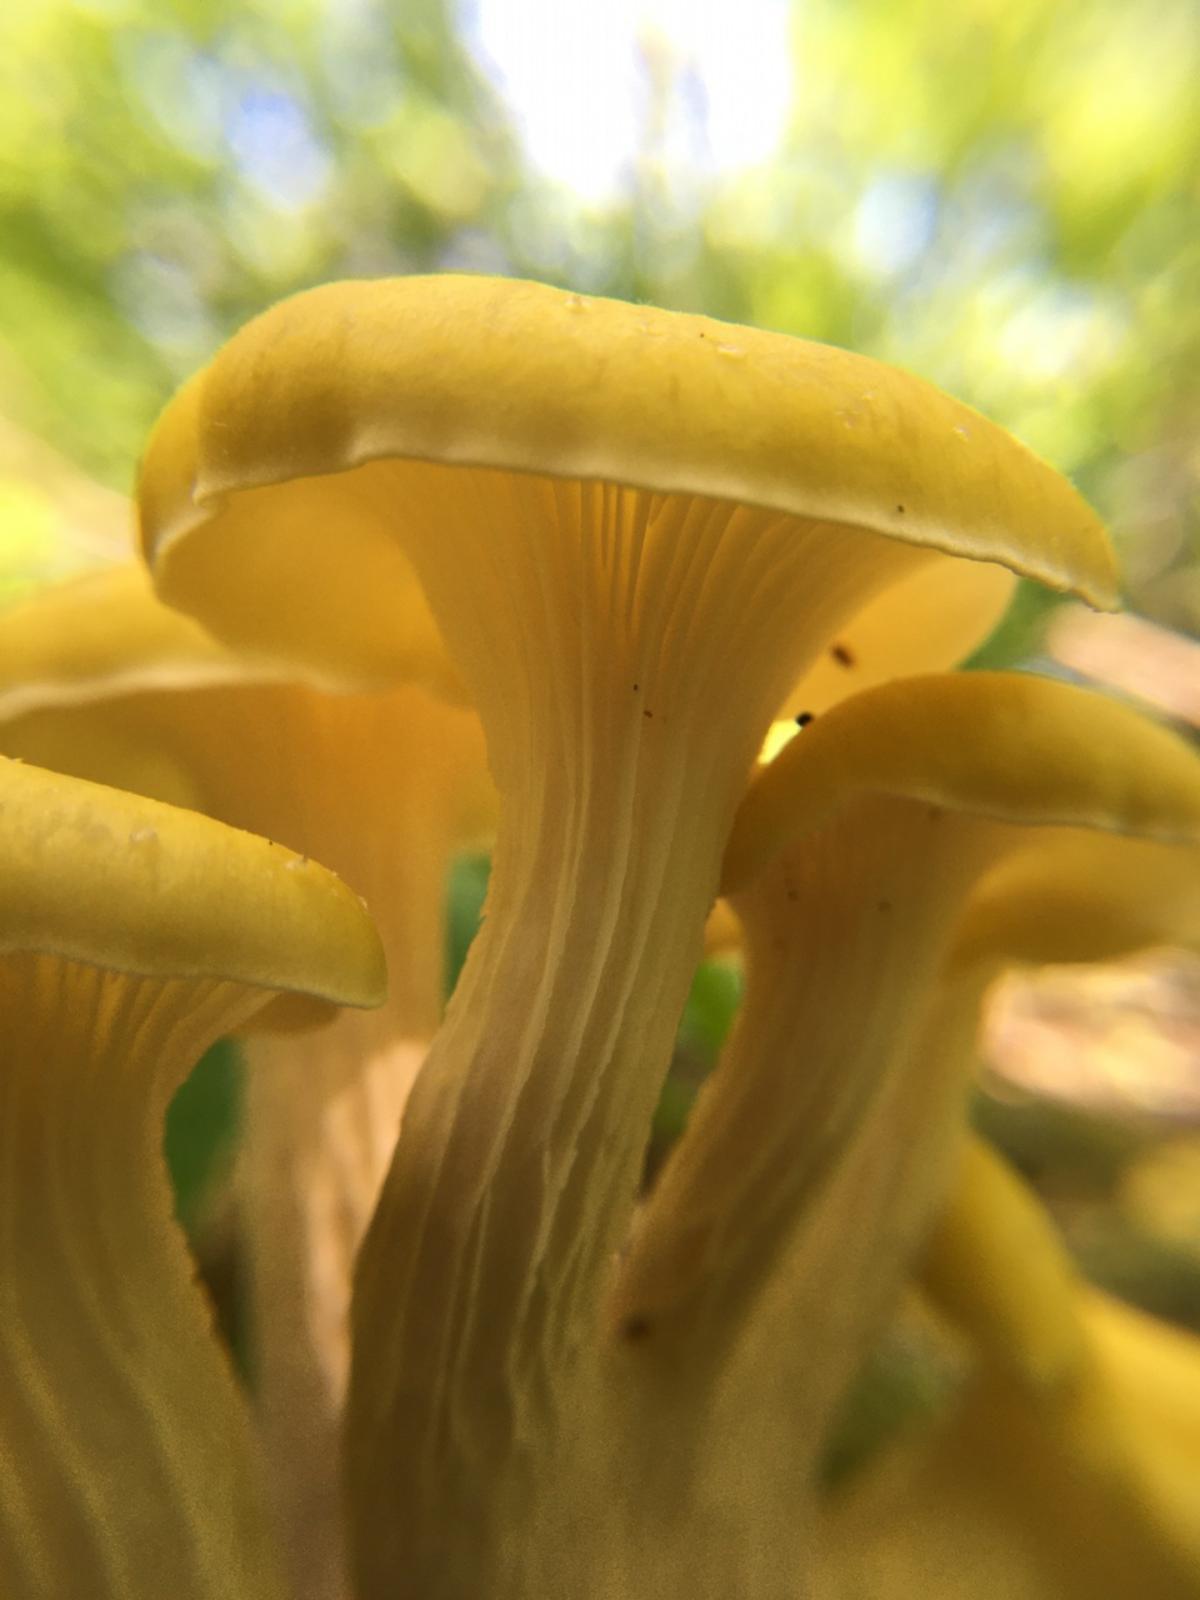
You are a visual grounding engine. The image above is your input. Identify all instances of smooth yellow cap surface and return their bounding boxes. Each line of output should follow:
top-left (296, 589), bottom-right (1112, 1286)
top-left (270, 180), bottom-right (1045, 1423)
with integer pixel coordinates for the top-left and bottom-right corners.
top-left (0, 755), bottom-right (386, 1005)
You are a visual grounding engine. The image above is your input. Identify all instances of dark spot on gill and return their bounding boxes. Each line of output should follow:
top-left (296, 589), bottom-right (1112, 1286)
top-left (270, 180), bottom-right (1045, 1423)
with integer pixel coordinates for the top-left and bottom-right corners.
top-left (621, 1315), bottom-right (653, 1342)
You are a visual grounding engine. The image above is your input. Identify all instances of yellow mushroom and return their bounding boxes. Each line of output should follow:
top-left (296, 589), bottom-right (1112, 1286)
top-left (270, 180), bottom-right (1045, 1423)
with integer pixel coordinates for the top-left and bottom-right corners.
top-left (0, 755), bottom-right (383, 1600)
top-left (136, 274), bottom-right (1117, 1599)
top-left (817, 1141), bottom-right (1200, 1599)
top-left (951, 829), bottom-right (1200, 975)
top-left (600, 674), bottom-right (1199, 1590)
top-left (0, 560), bottom-right (492, 1600)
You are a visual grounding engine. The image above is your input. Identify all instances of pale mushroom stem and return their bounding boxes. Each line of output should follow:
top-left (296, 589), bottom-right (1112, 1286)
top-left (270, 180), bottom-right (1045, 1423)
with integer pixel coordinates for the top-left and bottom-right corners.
top-left (0, 955), bottom-right (285, 1600)
top-left (720, 967), bottom-right (996, 1482)
top-left (215, 686), bottom-right (485, 1600)
top-left (243, 1025), bottom-right (429, 1600)
top-left (347, 470), bottom-right (920, 1597)
top-left (613, 800), bottom-right (1000, 1392)
top-left (349, 702), bottom-right (747, 1595)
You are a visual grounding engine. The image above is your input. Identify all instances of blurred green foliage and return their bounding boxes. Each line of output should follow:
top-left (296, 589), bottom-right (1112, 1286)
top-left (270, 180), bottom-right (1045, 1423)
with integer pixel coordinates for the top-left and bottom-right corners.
top-left (645, 956), bottom-right (743, 1179)
top-left (165, 1034), bottom-right (242, 1232)
top-left (0, 0), bottom-right (1196, 629)
top-left (445, 848), bottom-right (492, 995)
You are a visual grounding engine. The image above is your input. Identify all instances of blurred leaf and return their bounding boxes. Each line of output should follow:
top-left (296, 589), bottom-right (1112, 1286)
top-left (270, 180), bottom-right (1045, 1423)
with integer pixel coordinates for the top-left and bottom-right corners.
top-left (445, 849), bottom-right (491, 998)
top-left (164, 1036), bottom-right (243, 1234)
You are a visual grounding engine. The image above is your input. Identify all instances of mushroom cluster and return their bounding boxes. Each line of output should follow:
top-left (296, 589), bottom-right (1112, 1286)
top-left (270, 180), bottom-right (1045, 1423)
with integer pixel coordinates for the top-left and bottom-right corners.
top-left (2, 274), bottom-right (1198, 1600)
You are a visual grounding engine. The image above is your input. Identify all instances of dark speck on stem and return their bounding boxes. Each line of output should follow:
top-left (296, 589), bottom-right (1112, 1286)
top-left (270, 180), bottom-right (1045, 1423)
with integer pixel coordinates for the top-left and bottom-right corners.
top-left (620, 1315), bottom-right (653, 1342)
top-left (831, 642), bottom-right (856, 668)
top-left (794, 711), bottom-right (814, 728)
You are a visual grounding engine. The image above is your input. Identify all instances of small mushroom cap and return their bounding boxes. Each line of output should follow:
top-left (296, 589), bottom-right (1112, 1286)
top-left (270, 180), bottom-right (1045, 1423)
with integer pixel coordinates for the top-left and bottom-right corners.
top-left (0, 540), bottom-right (461, 709)
top-left (724, 673), bottom-right (1200, 893)
top-left (951, 833), bottom-right (1200, 973)
top-left (0, 565), bottom-right (246, 718)
top-left (0, 755), bottom-right (386, 1007)
top-left (139, 276), bottom-right (1118, 679)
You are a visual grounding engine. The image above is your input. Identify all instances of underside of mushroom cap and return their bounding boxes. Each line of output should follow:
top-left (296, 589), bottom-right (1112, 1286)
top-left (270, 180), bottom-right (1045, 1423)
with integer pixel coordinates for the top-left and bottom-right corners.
top-left (138, 276), bottom-right (1118, 684)
top-left (138, 368), bottom-right (464, 695)
top-left (0, 755), bottom-right (385, 1005)
top-left (778, 555), bottom-right (1017, 722)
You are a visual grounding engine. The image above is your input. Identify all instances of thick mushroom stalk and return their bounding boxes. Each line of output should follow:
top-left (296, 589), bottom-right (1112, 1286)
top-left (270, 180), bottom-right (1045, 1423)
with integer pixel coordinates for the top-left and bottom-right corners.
top-left (0, 563), bottom-right (491, 1600)
top-left (0, 756), bottom-right (384, 1600)
top-left (600, 678), bottom-right (1200, 1594)
top-left (818, 1141), bottom-right (1200, 1599)
top-left (136, 275), bottom-right (1118, 1599)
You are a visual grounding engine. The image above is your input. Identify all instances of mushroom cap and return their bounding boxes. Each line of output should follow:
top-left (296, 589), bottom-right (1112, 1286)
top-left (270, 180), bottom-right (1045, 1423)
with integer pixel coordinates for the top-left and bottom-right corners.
top-left (0, 564), bottom-right (246, 717)
top-left (950, 833), bottom-right (1200, 974)
top-left (724, 673), bottom-right (1200, 892)
top-left (0, 754), bottom-right (386, 1006)
top-left (0, 544), bottom-right (461, 711)
top-left (139, 276), bottom-right (1118, 680)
